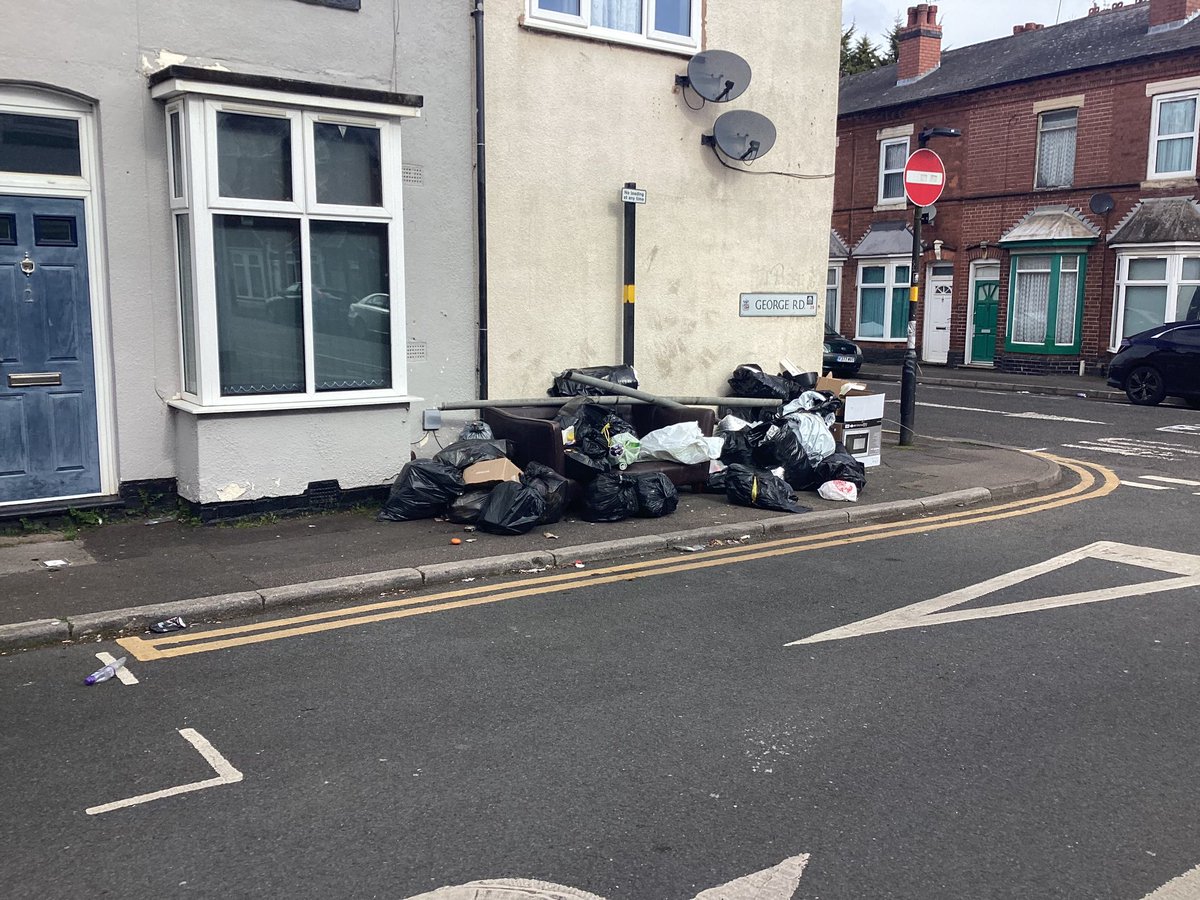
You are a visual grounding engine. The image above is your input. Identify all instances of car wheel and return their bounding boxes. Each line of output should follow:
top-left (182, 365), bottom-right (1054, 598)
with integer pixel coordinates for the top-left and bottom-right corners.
top-left (1125, 365), bottom-right (1166, 406)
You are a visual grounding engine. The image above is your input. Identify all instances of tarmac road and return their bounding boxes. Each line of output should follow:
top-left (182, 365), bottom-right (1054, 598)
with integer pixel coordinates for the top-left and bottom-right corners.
top-left (5, 406), bottom-right (1200, 899)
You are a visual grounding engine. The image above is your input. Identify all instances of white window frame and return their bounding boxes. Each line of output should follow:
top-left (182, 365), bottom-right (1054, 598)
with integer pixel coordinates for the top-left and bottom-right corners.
top-left (158, 87), bottom-right (415, 412)
top-left (1111, 248), bottom-right (1200, 348)
top-left (878, 137), bottom-right (909, 206)
top-left (525, 0), bottom-right (701, 53)
top-left (825, 263), bottom-right (843, 331)
top-left (855, 258), bottom-right (911, 342)
top-left (1147, 90), bottom-right (1200, 180)
top-left (1034, 108), bottom-right (1077, 189)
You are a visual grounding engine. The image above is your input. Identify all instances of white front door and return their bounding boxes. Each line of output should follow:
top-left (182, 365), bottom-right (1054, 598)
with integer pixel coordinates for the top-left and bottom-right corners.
top-left (922, 268), bottom-right (953, 364)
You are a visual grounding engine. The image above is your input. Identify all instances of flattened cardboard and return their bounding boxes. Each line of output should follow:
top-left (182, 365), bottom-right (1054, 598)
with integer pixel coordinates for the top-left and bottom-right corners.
top-left (463, 458), bottom-right (523, 486)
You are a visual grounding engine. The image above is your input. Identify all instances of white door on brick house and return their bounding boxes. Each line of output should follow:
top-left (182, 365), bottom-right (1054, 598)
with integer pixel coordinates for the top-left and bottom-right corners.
top-left (922, 264), bottom-right (953, 364)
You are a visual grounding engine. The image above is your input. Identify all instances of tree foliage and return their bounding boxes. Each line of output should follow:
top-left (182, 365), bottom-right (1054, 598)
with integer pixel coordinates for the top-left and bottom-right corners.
top-left (840, 19), bottom-right (902, 76)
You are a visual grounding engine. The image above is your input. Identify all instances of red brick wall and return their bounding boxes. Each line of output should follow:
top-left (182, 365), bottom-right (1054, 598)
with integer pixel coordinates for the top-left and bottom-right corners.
top-left (1149, 0), bottom-right (1200, 28)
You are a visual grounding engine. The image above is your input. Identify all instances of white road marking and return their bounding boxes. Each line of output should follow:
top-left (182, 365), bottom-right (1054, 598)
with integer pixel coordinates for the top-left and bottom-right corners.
top-left (1159, 424), bottom-right (1200, 435)
top-left (403, 855), bottom-right (809, 900)
top-left (1122, 482), bottom-right (1174, 490)
top-left (1140, 861), bottom-right (1200, 899)
top-left (1062, 438), bottom-right (1200, 460)
top-left (788, 541), bottom-right (1200, 646)
top-left (94, 651), bottom-right (138, 685)
top-left (909, 400), bottom-right (1106, 424)
top-left (1142, 475), bottom-right (1200, 486)
top-left (85, 728), bottom-right (242, 816)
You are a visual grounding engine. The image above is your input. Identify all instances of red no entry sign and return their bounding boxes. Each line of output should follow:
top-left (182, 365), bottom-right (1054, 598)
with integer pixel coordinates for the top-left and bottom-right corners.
top-left (903, 148), bottom-right (946, 207)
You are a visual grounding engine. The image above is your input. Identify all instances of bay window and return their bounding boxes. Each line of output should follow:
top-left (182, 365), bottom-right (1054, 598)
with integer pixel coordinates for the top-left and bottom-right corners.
top-left (1113, 252), bottom-right (1200, 344)
top-left (526, 0), bottom-right (700, 51)
top-left (154, 75), bottom-right (418, 410)
top-left (856, 260), bottom-right (910, 341)
top-left (1006, 252), bottom-right (1086, 353)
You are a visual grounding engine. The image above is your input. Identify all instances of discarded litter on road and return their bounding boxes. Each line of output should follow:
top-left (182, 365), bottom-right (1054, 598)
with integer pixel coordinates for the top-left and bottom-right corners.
top-left (84, 656), bottom-right (127, 685)
top-left (149, 616), bottom-right (187, 634)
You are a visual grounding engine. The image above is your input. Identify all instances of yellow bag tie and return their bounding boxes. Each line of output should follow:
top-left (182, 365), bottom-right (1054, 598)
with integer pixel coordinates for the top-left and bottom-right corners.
top-left (751, 476), bottom-right (759, 503)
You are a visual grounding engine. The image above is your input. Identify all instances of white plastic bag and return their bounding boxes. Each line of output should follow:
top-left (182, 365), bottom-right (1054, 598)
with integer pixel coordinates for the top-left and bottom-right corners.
top-left (818, 479), bottom-right (858, 502)
top-left (637, 422), bottom-right (723, 465)
top-left (716, 414), bottom-right (751, 434)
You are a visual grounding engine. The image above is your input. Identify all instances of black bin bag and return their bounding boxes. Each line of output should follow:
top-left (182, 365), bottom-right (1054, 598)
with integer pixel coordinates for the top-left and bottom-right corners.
top-left (583, 472), bottom-right (640, 522)
top-left (813, 444), bottom-right (867, 494)
top-left (447, 489), bottom-right (491, 525)
top-left (379, 460), bottom-right (466, 522)
top-left (477, 481), bottom-right (547, 536)
top-left (634, 472), bottom-right (679, 518)
top-left (550, 365), bottom-right (639, 397)
top-left (724, 464), bottom-right (809, 514)
top-left (522, 461), bottom-right (570, 524)
top-left (433, 438), bottom-right (514, 471)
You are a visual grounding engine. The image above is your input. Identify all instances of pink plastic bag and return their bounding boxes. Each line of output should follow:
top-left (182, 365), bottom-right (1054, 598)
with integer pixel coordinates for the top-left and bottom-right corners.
top-left (817, 479), bottom-right (858, 502)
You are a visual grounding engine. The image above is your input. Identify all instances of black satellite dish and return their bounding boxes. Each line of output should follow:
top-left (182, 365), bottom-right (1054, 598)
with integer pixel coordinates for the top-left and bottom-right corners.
top-left (1089, 192), bottom-right (1115, 216)
top-left (708, 109), bottom-right (777, 161)
top-left (680, 50), bottom-right (752, 103)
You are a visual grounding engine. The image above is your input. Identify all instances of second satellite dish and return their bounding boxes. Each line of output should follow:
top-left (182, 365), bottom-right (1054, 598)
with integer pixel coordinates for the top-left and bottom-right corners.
top-left (684, 50), bottom-right (752, 103)
top-left (711, 110), bottom-right (777, 161)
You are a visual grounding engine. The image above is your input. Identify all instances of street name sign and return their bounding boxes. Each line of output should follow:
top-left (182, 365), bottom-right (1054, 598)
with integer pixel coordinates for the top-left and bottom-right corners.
top-left (739, 292), bottom-right (818, 317)
top-left (903, 148), bottom-right (946, 208)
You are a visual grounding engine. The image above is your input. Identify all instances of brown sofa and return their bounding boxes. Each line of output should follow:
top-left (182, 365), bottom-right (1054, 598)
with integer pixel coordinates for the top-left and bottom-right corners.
top-left (481, 402), bottom-right (717, 493)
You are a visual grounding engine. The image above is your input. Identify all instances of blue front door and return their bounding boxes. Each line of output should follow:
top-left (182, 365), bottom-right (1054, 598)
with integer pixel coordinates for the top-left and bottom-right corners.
top-left (0, 196), bottom-right (101, 502)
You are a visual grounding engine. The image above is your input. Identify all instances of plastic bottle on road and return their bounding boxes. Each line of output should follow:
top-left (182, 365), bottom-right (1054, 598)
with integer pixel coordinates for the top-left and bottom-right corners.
top-left (84, 657), bottom-right (127, 685)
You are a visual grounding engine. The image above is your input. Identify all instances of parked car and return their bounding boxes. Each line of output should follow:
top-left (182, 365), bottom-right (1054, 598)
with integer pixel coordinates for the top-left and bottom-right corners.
top-left (347, 292), bottom-right (390, 336)
top-left (1107, 321), bottom-right (1200, 407)
top-left (823, 326), bottom-right (863, 377)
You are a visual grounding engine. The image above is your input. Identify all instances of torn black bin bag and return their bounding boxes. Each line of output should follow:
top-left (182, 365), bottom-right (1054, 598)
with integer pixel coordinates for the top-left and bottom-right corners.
top-left (522, 461), bottom-right (570, 524)
top-left (744, 422), bottom-right (807, 473)
top-left (728, 364), bottom-right (800, 401)
top-left (447, 489), bottom-right (491, 525)
top-left (433, 438), bottom-right (515, 471)
top-left (783, 453), bottom-right (822, 492)
top-left (724, 464), bottom-right (810, 514)
top-left (549, 365), bottom-right (639, 397)
top-left (379, 460), bottom-right (466, 521)
top-left (634, 472), bottom-right (679, 518)
top-left (583, 472), bottom-right (640, 522)
top-left (813, 443), bottom-right (867, 493)
top-left (477, 481), bottom-right (547, 536)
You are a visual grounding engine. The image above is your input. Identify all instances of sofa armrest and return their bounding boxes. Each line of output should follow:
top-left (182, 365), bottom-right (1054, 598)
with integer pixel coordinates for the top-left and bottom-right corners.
top-left (480, 407), bottom-right (566, 472)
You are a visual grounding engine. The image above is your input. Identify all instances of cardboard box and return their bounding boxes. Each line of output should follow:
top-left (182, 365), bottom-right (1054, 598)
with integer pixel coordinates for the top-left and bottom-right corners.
top-left (463, 458), bottom-right (523, 486)
top-left (832, 422), bottom-right (882, 468)
top-left (819, 374), bottom-right (885, 468)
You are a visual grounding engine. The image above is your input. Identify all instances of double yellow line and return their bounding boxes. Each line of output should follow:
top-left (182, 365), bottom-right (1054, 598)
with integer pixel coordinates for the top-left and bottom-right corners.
top-left (117, 454), bottom-right (1117, 662)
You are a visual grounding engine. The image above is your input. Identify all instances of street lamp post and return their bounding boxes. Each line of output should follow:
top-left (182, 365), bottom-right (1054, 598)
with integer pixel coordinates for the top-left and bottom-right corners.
top-left (899, 126), bottom-right (961, 446)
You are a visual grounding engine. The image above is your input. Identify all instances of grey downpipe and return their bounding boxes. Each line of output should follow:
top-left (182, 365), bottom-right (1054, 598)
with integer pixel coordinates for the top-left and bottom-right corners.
top-left (471, 0), bottom-right (489, 399)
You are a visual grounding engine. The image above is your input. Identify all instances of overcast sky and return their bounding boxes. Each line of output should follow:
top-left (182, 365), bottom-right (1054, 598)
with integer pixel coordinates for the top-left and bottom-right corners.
top-left (842, 0), bottom-right (1103, 51)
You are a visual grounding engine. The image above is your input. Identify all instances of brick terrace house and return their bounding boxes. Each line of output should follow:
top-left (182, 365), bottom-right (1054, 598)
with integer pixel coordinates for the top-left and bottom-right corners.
top-left (831, 0), bottom-right (1200, 376)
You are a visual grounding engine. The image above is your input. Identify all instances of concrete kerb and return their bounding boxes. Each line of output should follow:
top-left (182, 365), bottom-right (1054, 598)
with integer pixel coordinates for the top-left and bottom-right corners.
top-left (0, 455), bottom-right (1065, 653)
top-left (861, 370), bottom-right (1126, 403)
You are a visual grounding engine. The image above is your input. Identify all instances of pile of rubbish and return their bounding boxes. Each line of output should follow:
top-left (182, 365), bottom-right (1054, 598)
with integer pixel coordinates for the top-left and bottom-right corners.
top-left (380, 362), bottom-right (869, 536)
top-left (715, 363), bottom-right (868, 509)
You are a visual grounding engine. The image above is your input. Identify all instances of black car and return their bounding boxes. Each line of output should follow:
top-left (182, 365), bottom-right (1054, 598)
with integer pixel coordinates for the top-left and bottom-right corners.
top-left (1107, 321), bottom-right (1200, 407)
top-left (824, 326), bottom-right (863, 377)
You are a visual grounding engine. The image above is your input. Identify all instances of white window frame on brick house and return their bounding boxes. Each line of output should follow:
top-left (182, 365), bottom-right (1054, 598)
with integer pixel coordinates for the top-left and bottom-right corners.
top-left (1147, 89), bottom-right (1200, 180)
top-left (525, 0), bottom-right (701, 53)
top-left (1034, 108), bottom-right (1077, 189)
top-left (152, 76), bottom-right (420, 413)
top-left (878, 137), bottom-right (909, 206)
top-left (1110, 249), bottom-right (1200, 348)
top-left (825, 263), bottom-right (843, 331)
top-left (855, 258), bottom-right (911, 342)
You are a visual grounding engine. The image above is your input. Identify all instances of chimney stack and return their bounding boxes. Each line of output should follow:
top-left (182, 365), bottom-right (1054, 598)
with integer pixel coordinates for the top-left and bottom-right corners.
top-left (897, 4), bottom-right (942, 85)
top-left (1149, 0), bottom-right (1200, 30)
top-left (1012, 22), bottom-right (1044, 35)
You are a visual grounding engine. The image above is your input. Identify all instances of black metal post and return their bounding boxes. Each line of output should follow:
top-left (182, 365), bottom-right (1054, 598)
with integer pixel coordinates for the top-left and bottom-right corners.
top-left (623, 181), bottom-right (636, 367)
top-left (472, 0), bottom-right (489, 399)
top-left (900, 201), bottom-right (921, 445)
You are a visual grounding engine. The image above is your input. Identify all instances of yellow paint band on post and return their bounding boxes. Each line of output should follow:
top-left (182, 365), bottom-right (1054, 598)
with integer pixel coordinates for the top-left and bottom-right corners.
top-left (623, 284), bottom-right (636, 304)
top-left (909, 285), bottom-right (919, 303)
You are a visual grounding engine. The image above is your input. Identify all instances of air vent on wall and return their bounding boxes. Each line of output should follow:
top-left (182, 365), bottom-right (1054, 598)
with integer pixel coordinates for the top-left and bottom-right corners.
top-left (402, 164), bottom-right (424, 186)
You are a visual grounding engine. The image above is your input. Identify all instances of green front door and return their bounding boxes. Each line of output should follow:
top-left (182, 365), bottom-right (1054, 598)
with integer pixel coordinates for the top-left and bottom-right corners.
top-left (972, 281), bottom-right (999, 365)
